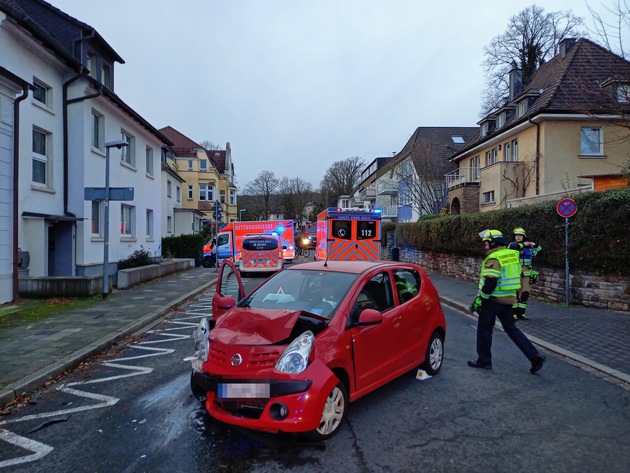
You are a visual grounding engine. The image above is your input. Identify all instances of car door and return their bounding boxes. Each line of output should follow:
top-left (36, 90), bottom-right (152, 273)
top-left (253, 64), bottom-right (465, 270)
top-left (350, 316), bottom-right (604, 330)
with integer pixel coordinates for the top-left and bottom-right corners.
top-left (391, 268), bottom-right (425, 367)
top-left (212, 260), bottom-right (245, 320)
top-left (349, 271), bottom-right (403, 392)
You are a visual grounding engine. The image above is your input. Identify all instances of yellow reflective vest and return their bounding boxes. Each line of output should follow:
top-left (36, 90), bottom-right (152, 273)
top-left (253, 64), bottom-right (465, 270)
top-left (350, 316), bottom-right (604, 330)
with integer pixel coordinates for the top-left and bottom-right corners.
top-left (478, 248), bottom-right (522, 299)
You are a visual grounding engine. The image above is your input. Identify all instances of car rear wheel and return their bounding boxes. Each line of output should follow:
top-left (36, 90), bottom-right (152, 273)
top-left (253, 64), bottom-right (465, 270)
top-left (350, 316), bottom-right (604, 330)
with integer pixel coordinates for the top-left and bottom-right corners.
top-left (305, 381), bottom-right (348, 441)
top-left (422, 332), bottom-right (444, 376)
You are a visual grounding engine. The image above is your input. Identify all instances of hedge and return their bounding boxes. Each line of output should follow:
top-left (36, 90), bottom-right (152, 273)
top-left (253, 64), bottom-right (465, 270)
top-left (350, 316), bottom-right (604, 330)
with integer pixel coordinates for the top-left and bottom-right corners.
top-left (390, 188), bottom-right (630, 276)
top-left (161, 234), bottom-right (206, 266)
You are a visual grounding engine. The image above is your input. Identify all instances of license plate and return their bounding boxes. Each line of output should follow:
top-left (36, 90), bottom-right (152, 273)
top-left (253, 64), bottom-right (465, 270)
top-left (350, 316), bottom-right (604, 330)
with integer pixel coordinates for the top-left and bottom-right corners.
top-left (218, 383), bottom-right (270, 399)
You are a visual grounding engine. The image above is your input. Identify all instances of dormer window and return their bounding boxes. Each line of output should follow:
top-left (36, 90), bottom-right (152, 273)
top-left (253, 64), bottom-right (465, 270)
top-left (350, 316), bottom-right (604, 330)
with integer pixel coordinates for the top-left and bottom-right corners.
top-left (101, 63), bottom-right (112, 89)
top-left (516, 99), bottom-right (529, 117)
top-left (480, 120), bottom-right (495, 137)
top-left (497, 112), bottom-right (507, 128)
top-left (87, 52), bottom-right (97, 79)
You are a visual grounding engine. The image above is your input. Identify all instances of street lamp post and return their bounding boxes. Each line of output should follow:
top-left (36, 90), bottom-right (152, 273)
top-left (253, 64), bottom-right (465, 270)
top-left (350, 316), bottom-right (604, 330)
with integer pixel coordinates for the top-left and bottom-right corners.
top-left (239, 209), bottom-right (246, 221)
top-left (102, 139), bottom-right (129, 299)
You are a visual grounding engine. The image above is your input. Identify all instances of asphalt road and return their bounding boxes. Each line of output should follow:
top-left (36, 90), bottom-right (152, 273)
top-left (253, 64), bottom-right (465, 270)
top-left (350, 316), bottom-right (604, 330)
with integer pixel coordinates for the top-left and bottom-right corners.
top-left (1, 279), bottom-right (629, 473)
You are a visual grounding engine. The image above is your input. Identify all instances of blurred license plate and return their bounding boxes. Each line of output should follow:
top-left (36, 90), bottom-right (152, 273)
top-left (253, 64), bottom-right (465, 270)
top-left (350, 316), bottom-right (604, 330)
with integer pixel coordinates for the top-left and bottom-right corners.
top-left (218, 383), bottom-right (270, 399)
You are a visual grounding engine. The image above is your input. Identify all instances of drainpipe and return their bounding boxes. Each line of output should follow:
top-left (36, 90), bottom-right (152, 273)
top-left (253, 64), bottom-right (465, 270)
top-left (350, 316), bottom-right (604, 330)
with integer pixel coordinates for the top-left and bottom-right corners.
top-left (529, 117), bottom-right (541, 194)
top-left (63, 77), bottom-right (102, 215)
top-left (12, 83), bottom-right (31, 303)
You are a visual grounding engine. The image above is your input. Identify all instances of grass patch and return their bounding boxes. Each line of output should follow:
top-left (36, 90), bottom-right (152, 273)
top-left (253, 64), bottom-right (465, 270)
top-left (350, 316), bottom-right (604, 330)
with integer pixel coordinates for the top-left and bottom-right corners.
top-left (0, 295), bottom-right (103, 328)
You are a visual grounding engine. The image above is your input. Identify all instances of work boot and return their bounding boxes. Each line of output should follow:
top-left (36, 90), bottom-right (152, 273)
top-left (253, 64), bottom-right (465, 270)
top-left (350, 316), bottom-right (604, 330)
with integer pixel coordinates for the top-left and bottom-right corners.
top-left (530, 355), bottom-right (545, 374)
top-left (467, 360), bottom-right (492, 370)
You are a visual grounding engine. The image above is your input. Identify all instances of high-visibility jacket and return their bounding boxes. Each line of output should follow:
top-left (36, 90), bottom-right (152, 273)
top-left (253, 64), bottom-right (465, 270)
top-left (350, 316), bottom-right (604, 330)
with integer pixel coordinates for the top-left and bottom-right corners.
top-left (479, 248), bottom-right (522, 299)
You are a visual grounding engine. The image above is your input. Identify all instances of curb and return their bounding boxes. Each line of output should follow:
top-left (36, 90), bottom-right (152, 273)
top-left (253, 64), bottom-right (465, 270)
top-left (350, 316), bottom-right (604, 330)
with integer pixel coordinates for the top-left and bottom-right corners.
top-left (0, 276), bottom-right (217, 408)
top-left (439, 295), bottom-right (630, 386)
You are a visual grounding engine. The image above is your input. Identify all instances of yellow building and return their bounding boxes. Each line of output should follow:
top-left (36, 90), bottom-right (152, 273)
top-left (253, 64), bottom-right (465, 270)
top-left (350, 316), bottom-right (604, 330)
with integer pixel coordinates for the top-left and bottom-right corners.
top-left (447, 38), bottom-right (630, 214)
top-left (160, 127), bottom-right (237, 230)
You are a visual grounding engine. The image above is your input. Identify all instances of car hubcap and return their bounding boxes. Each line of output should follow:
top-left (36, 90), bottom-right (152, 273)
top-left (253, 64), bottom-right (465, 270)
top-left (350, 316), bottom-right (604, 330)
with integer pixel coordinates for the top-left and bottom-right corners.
top-left (429, 338), bottom-right (443, 370)
top-left (316, 386), bottom-right (345, 435)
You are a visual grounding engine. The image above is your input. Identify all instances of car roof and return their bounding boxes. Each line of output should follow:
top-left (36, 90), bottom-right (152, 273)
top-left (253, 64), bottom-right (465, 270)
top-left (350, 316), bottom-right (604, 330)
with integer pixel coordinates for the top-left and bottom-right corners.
top-left (287, 260), bottom-right (410, 274)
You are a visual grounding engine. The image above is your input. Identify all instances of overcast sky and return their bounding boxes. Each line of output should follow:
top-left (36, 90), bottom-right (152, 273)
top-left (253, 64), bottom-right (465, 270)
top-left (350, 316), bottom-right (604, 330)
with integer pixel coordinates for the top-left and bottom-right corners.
top-left (50, 0), bottom-right (615, 189)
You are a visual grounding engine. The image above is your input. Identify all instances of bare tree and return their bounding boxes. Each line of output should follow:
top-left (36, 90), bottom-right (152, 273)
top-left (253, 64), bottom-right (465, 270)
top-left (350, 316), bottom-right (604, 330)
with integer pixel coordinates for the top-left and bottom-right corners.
top-left (500, 156), bottom-right (538, 207)
top-left (587, 0), bottom-right (629, 59)
top-left (320, 157), bottom-right (365, 207)
top-left (278, 177), bottom-right (314, 223)
top-left (199, 140), bottom-right (220, 150)
top-left (482, 5), bottom-right (585, 114)
top-left (244, 170), bottom-right (279, 220)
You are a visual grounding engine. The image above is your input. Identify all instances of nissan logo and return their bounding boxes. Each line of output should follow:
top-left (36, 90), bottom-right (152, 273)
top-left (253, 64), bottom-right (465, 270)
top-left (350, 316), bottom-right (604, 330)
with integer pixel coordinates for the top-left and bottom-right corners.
top-left (230, 353), bottom-right (243, 366)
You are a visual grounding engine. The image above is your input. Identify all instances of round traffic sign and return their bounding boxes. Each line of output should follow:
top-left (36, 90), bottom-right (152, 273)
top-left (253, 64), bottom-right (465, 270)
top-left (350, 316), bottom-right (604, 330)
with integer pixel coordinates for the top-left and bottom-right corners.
top-left (557, 198), bottom-right (577, 218)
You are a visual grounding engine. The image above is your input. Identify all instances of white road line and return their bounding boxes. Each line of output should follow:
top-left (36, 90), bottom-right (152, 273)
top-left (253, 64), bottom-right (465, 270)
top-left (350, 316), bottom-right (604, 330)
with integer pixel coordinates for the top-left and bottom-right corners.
top-left (0, 429), bottom-right (54, 468)
top-left (65, 363), bottom-right (153, 386)
top-left (114, 346), bottom-right (175, 361)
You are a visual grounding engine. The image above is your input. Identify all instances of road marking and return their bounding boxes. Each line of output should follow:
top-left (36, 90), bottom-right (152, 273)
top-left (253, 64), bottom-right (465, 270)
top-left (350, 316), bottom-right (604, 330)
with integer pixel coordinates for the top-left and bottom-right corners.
top-left (0, 429), bottom-right (54, 468)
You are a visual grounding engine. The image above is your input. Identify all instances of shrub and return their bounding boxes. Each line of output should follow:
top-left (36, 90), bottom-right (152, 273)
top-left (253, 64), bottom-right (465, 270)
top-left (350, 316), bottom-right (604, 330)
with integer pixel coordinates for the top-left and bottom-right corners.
top-left (118, 248), bottom-right (153, 270)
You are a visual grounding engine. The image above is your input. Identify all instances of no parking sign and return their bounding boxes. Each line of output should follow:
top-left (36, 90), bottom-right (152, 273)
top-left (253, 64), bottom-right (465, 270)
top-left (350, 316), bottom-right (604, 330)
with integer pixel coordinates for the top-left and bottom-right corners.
top-left (557, 198), bottom-right (578, 218)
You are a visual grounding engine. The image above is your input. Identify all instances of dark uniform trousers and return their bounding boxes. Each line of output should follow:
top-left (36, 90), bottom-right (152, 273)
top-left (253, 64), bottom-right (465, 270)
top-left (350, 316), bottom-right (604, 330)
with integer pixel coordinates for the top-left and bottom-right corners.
top-left (476, 298), bottom-right (540, 365)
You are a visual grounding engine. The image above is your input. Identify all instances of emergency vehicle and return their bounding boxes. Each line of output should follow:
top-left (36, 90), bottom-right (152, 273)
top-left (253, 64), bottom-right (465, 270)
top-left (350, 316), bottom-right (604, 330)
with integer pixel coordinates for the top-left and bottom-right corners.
top-left (239, 234), bottom-right (284, 274)
top-left (315, 207), bottom-right (381, 261)
top-left (213, 220), bottom-right (295, 266)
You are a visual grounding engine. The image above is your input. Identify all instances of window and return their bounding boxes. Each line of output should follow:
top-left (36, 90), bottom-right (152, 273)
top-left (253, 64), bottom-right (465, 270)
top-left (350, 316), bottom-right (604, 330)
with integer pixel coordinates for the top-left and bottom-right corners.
top-left (505, 139), bottom-right (518, 162)
top-left (121, 205), bottom-right (134, 237)
top-left (199, 160), bottom-right (207, 171)
top-left (229, 190), bottom-right (235, 205)
top-left (188, 160), bottom-right (193, 170)
top-left (188, 185), bottom-right (193, 199)
top-left (451, 135), bottom-right (465, 144)
top-left (91, 201), bottom-right (102, 236)
top-left (32, 127), bottom-right (49, 185)
top-left (393, 269), bottom-right (421, 303)
top-left (176, 186), bottom-right (181, 202)
top-left (167, 180), bottom-right (172, 198)
top-left (92, 110), bottom-right (104, 151)
top-left (580, 127), bottom-right (603, 155)
top-left (470, 155), bottom-right (480, 180)
top-left (220, 190), bottom-right (226, 203)
top-left (512, 139), bottom-right (518, 161)
top-left (517, 99), bottom-right (528, 117)
top-left (87, 52), bottom-right (97, 79)
top-left (32, 79), bottom-right (50, 107)
top-left (485, 147), bottom-right (498, 167)
top-left (167, 216), bottom-right (173, 234)
top-left (199, 184), bottom-right (214, 201)
top-left (497, 112), bottom-right (506, 128)
top-left (101, 63), bottom-right (111, 89)
top-left (482, 190), bottom-right (495, 204)
top-left (146, 209), bottom-right (154, 238)
top-left (121, 131), bottom-right (135, 166)
top-left (616, 84), bottom-right (629, 103)
top-left (145, 147), bottom-right (153, 177)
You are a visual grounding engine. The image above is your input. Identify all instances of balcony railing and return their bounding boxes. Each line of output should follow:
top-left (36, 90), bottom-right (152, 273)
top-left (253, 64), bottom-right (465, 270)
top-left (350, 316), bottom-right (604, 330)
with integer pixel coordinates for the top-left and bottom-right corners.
top-left (445, 167), bottom-right (480, 189)
top-left (376, 182), bottom-right (398, 195)
top-left (380, 204), bottom-right (398, 218)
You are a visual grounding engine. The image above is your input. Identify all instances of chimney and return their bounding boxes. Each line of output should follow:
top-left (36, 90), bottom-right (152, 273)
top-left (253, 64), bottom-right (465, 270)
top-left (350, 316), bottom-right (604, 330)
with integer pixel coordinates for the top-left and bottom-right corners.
top-left (509, 69), bottom-right (522, 101)
top-left (559, 38), bottom-right (576, 58)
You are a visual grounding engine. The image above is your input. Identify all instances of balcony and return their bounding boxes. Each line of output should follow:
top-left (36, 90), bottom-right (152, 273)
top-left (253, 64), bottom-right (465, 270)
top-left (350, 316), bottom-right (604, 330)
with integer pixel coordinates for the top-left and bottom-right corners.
top-left (445, 167), bottom-right (480, 189)
top-left (377, 182), bottom-right (398, 195)
top-left (380, 204), bottom-right (398, 218)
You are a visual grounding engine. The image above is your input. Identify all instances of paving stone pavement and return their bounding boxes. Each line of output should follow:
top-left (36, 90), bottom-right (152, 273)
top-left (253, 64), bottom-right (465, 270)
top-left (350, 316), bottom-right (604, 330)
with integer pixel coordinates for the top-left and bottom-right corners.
top-left (1, 266), bottom-right (628, 408)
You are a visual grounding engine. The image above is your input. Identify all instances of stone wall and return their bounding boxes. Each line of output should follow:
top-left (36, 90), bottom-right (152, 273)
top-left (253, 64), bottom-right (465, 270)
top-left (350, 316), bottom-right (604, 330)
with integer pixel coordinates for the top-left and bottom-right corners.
top-left (384, 240), bottom-right (630, 312)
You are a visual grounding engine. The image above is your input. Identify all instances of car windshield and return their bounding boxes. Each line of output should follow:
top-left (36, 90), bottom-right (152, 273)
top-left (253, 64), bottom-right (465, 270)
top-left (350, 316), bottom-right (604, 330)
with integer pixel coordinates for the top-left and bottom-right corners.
top-left (238, 269), bottom-right (358, 319)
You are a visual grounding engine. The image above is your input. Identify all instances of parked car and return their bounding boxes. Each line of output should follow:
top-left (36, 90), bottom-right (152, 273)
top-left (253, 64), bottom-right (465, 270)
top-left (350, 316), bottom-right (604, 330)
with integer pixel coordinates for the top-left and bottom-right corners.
top-left (189, 259), bottom-right (446, 440)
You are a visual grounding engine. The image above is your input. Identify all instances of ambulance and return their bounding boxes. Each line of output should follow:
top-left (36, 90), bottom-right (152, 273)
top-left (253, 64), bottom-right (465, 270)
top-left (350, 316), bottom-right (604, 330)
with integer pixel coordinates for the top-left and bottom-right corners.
top-left (214, 220), bottom-right (295, 266)
top-left (238, 233), bottom-right (284, 274)
top-left (315, 207), bottom-right (382, 261)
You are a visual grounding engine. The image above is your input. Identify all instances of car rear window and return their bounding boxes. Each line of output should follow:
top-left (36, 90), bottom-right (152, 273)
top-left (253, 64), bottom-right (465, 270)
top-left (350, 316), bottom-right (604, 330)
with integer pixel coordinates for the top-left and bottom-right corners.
top-left (243, 237), bottom-right (278, 251)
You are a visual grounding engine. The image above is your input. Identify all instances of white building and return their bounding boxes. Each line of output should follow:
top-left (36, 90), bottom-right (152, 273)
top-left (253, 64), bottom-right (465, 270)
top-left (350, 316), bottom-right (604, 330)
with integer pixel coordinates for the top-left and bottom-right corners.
top-left (0, 0), bottom-right (172, 301)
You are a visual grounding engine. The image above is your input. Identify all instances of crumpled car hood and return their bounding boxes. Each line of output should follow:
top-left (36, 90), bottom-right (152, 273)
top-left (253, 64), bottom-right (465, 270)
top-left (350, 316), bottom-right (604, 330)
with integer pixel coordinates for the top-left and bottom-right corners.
top-left (211, 308), bottom-right (301, 345)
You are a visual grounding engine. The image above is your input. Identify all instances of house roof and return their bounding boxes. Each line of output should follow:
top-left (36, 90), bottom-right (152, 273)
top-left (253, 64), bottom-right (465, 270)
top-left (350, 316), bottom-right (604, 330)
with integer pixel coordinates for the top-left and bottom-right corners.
top-left (389, 126), bottom-right (478, 175)
top-left (159, 126), bottom-right (226, 170)
top-left (453, 38), bottom-right (630, 160)
top-left (10, 0), bottom-right (124, 64)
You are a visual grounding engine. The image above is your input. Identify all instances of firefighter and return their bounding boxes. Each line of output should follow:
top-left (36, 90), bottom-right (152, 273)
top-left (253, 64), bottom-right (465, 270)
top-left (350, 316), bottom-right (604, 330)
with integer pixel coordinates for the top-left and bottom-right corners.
top-left (508, 227), bottom-right (542, 321)
top-left (468, 230), bottom-right (545, 374)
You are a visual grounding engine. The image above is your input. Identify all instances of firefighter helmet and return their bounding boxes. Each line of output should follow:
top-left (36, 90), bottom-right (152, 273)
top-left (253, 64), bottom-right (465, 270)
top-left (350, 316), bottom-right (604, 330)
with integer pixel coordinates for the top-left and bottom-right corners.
top-left (513, 227), bottom-right (527, 237)
top-left (481, 229), bottom-right (503, 242)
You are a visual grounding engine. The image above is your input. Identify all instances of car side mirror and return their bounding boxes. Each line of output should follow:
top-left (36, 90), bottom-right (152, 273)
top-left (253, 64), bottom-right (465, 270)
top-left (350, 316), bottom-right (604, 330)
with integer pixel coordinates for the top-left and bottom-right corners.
top-left (216, 295), bottom-right (236, 311)
top-left (356, 308), bottom-right (383, 326)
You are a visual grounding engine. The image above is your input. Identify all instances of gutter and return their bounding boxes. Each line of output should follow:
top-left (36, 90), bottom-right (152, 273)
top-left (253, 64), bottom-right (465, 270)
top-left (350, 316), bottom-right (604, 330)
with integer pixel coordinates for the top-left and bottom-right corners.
top-left (529, 117), bottom-right (541, 195)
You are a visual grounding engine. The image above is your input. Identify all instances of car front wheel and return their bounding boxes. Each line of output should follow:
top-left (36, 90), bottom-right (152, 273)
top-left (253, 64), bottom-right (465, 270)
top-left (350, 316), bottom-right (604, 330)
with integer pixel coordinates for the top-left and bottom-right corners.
top-left (306, 381), bottom-right (348, 441)
top-left (422, 332), bottom-right (444, 376)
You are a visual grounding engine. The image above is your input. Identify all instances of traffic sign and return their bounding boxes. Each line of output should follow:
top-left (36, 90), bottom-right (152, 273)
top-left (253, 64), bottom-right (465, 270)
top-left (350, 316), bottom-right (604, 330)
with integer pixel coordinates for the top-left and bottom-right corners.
top-left (556, 198), bottom-right (577, 218)
top-left (84, 187), bottom-right (134, 201)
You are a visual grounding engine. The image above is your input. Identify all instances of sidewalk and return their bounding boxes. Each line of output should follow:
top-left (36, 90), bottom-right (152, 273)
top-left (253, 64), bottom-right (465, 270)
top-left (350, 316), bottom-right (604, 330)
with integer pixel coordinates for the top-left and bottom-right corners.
top-left (1, 267), bottom-right (629, 408)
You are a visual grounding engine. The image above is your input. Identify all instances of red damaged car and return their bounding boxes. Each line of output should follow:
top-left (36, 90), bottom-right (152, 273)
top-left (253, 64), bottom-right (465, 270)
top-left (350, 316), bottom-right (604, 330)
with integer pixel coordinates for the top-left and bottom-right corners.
top-left (189, 259), bottom-right (446, 440)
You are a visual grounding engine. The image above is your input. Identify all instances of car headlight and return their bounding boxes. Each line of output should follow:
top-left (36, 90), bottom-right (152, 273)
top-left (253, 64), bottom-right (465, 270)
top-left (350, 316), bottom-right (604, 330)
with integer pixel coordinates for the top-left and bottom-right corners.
top-left (187, 317), bottom-right (210, 372)
top-left (275, 331), bottom-right (314, 374)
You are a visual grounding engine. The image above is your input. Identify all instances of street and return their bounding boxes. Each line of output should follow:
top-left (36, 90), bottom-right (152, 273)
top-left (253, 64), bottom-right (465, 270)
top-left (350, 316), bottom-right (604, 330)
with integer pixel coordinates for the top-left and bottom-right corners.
top-left (1, 275), bottom-right (629, 473)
